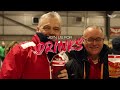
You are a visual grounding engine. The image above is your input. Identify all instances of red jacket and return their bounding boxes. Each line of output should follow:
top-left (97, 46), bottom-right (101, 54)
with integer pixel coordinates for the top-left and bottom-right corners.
top-left (0, 34), bottom-right (52, 79)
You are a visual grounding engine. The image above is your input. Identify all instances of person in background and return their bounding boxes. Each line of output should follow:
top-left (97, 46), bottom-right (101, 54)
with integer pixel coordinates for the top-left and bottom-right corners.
top-left (108, 37), bottom-right (120, 79)
top-left (0, 41), bottom-right (5, 68)
top-left (0, 41), bottom-right (5, 62)
top-left (5, 41), bottom-right (18, 56)
top-left (0, 41), bottom-right (18, 68)
top-left (111, 37), bottom-right (120, 55)
top-left (66, 25), bottom-right (109, 79)
top-left (0, 11), bottom-right (68, 79)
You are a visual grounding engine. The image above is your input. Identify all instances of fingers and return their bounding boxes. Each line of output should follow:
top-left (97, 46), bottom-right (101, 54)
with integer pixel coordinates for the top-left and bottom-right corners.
top-left (57, 69), bottom-right (68, 79)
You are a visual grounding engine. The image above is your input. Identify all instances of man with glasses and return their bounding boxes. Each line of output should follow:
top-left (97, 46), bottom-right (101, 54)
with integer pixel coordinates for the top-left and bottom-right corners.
top-left (0, 11), bottom-right (68, 79)
top-left (66, 26), bottom-right (109, 79)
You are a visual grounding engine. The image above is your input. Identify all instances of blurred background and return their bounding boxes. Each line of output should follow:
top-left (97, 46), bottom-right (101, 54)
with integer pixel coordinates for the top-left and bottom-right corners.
top-left (0, 11), bottom-right (120, 48)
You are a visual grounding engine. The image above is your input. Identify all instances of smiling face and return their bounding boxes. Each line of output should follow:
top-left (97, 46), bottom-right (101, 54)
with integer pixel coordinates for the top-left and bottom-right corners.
top-left (37, 12), bottom-right (61, 38)
top-left (37, 17), bottom-right (61, 37)
top-left (83, 26), bottom-right (104, 56)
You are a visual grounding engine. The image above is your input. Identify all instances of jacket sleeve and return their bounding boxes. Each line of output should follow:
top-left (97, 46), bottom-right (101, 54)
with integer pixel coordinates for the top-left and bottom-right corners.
top-left (0, 45), bottom-right (26, 79)
top-left (66, 51), bottom-right (84, 79)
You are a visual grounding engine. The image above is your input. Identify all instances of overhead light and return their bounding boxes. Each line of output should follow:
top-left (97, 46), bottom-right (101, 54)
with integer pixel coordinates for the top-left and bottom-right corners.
top-left (107, 14), bottom-right (117, 18)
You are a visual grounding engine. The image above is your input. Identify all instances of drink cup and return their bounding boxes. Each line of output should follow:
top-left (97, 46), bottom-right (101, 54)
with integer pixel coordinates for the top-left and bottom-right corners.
top-left (51, 51), bottom-right (68, 79)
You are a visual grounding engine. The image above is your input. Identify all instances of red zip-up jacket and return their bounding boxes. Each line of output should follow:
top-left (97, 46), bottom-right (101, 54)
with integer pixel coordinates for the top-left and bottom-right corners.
top-left (0, 34), bottom-right (52, 79)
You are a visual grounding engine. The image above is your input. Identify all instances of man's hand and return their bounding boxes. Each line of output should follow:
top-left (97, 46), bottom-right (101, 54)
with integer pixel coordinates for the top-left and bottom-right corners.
top-left (57, 69), bottom-right (68, 79)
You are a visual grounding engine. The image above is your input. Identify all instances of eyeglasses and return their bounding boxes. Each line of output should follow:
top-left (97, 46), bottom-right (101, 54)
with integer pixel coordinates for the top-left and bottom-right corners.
top-left (84, 37), bottom-right (104, 43)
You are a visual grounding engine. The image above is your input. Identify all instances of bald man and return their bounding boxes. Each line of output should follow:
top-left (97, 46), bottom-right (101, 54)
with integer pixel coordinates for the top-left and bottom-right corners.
top-left (66, 26), bottom-right (109, 79)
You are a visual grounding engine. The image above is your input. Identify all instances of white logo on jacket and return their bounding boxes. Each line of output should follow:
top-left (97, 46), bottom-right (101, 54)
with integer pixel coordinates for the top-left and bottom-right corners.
top-left (21, 42), bottom-right (36, 49)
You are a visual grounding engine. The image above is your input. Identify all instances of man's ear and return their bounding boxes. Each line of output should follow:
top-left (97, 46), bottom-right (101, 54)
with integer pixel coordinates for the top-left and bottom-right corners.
top-left (81, 36), bottom-right (85, 44)
top-left (36, 26), bottom-right (40, 32)
top-left (81, 36), bottom-right (85, 40)
top-left (60, 30), bottom-right (61, 35)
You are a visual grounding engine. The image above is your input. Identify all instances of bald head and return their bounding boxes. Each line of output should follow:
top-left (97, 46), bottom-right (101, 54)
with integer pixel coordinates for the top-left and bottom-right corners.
top-left (1, 41), bottom-right (5, 48)
top-left (83, 26), bottom-right (104, 38)
top-left (82, 26), bottom-right (105, 57)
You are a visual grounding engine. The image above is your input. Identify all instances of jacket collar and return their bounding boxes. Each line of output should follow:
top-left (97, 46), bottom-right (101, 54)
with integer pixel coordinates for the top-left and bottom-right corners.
top-left (75, 44), bottom-right (109, 63)
top-left (32, 33), bottom-right (54, 45)
top-left (31, 33), bottom-right (56, 61)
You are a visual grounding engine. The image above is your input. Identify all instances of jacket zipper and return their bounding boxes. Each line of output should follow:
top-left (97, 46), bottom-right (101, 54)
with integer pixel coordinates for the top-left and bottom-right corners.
top-left (46, 55), bottom-right (52, 79)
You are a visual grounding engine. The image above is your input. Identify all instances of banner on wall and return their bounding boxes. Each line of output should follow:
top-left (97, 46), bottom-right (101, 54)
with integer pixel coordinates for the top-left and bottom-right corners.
top-left (108, 55), bottom-right (120, 78)
top-left (110, 27), bottom-right (120, 37)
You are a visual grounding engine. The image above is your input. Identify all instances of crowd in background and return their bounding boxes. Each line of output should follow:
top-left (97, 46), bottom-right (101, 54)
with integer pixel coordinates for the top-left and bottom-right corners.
top-left (0, 41), bottom-right (18, 69)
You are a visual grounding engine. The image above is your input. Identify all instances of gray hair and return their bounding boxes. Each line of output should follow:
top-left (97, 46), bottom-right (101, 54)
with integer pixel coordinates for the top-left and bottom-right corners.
top-left (38, 11), bottom-right (62, 26)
